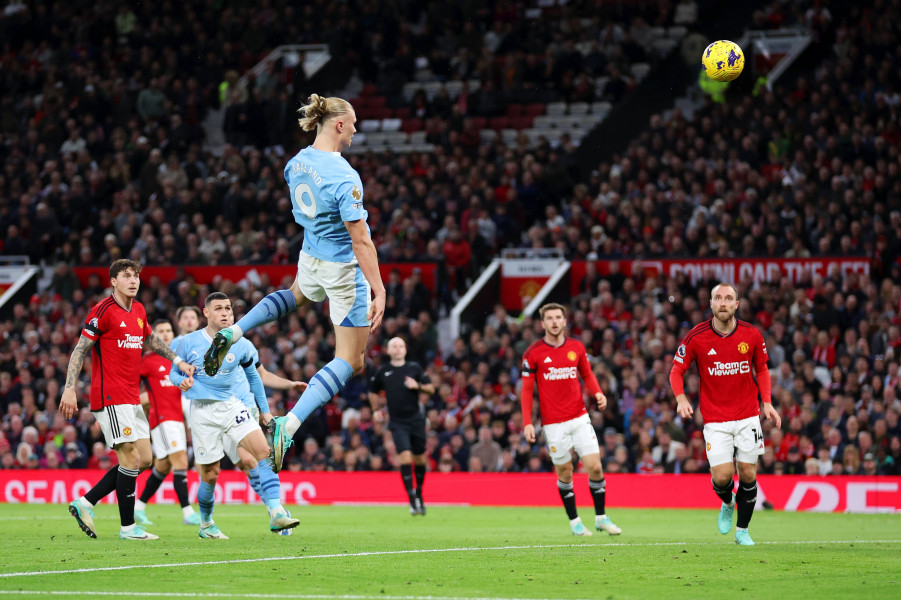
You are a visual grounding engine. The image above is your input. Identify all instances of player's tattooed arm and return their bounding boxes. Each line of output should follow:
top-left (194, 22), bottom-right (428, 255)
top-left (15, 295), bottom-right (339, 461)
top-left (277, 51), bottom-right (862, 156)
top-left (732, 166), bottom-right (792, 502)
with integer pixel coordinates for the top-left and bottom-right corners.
top-left (64, 334), bottom-right (95, 390)
top-left (144, 331), bottom-right (179, 362)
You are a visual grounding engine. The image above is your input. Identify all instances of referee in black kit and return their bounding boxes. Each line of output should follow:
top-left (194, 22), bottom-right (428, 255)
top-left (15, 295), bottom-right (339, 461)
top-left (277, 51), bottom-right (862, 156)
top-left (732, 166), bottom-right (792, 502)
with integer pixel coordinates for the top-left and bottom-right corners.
top-left (369, 337), bottom-right (435, 515)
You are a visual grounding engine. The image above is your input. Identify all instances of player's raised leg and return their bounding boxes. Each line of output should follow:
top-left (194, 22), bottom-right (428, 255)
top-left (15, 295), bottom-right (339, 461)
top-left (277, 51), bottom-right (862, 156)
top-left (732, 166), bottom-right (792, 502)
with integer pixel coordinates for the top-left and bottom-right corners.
top-left (204, 289), bottom-right (302, 376)
top-left (270, 322), bottom-right (367, 472)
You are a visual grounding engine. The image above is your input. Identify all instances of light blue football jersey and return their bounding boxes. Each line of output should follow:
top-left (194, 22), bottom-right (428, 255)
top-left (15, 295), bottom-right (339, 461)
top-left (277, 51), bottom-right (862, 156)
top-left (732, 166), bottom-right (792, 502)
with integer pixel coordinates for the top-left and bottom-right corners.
top-left (170, 329), bottom-right (263, 407)
top-left (284, 146), bottom-right (368, 263)
top-left (233, 344), bottom-right (262, 410)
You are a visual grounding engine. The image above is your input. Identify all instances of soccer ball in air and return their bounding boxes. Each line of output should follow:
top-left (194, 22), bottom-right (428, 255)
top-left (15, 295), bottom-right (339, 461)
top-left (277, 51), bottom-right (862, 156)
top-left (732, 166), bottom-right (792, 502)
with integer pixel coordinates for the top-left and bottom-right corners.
top-left (702, 40), bottom-right (744, 82)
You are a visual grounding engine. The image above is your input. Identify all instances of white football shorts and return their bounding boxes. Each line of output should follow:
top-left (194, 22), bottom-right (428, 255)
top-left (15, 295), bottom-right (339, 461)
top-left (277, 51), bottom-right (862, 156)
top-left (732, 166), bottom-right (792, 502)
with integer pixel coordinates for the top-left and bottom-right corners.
top-left (703, 415), bottom-right (765, 467)
top-left (225, 403), bottom-right (262, 464)
top-left (150, 420), bottom-right (188, 460)
top-left (189, 398), bottom-right (260, 465)
top-left (542, 413), bottom-right (600, 465)
top-left (93, 404), bottom-right (150, 448)
top-left (297, 251), bottom-right (371, 327)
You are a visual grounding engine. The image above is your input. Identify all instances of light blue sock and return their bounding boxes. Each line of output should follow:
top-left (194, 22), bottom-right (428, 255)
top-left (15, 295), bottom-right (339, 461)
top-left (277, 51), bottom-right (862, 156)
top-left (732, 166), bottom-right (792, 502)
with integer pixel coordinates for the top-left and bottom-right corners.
top-left (246, 466), bottom-right (263, 501)
top-left (289, 357), bottom-right (354, 422)
top-left (198, 481), bottom-right (215, 523)
top-left (235, 289), bottom-right (297, 334)
top-left (257, 459), bottom-right (283, 512)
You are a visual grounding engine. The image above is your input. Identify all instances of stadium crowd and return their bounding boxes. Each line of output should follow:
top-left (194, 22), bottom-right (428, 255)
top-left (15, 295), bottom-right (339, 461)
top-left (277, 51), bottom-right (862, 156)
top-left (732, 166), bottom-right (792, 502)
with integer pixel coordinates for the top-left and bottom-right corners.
top-left (1, 0), bottom-right (901, 478)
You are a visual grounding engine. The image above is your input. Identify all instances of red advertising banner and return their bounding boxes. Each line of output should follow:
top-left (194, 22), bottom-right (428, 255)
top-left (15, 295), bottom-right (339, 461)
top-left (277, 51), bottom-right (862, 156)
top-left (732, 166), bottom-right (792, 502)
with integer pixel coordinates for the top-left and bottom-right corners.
top-left (2, 471), bottom-right (898, 513)
top-left (570, 257), bottom-right (870, 295)
top-left (73, 263), bottom-right (437, 295)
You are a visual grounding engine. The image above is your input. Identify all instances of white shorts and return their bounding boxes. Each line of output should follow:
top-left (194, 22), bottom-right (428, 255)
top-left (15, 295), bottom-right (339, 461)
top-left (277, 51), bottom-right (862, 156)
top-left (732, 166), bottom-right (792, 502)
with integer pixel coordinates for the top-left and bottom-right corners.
top-left (297, 251), bottom-right (371, 327)
top-left (93, 404), bottom-right (150, 448)
top-left (181, 395), bottom-right (191, 426)
top-left (189, 398), bottom-right (260, 465)
top-left (703, 415), bottom-right (765, 467)
top-left (543, 414), bottom-right (599, 465)
top-left (150, 420), bottom-right (188, 460)
top-left (225, 404), bottom-right (262, 464)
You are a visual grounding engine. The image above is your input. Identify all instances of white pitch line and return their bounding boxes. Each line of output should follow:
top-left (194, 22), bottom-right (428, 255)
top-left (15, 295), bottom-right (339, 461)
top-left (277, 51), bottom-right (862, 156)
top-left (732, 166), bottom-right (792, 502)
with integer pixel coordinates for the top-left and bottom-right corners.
top-left (0, 591), bottom-right (590, 600)
top-left (1, 539), bottom-right (899, 580)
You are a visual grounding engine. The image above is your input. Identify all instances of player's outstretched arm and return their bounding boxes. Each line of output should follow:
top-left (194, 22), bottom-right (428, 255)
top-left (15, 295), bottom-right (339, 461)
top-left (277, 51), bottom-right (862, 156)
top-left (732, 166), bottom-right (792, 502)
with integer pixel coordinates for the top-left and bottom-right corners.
top-left (756, 367), bottom-right (781, 428)
top-left (60, 334), bottom-right (95, 419)
top-left (146, 331), bottom-right (195, 376)
top-left (258, 364), bottom-right (307, 393)
top-left (346, 218), bottom-right (386, 331)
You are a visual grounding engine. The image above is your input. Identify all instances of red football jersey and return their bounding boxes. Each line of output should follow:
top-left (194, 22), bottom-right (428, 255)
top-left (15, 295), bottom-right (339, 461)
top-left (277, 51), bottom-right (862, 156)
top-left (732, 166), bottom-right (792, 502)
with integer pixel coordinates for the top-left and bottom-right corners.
top-left (140, 353), bottom-right (184, 429)
top-left (81, 296), bottom-right (152, 411)
top-left (521, 337), bottom-right (601, 426)
top-left (672, 319), bottom-right (768, 423)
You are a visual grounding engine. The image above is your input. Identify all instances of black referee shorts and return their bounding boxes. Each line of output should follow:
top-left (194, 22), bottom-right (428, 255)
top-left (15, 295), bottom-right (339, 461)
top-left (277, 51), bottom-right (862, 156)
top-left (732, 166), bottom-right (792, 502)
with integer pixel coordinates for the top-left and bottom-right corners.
top-left (388, 417), bottom-right (426, 455)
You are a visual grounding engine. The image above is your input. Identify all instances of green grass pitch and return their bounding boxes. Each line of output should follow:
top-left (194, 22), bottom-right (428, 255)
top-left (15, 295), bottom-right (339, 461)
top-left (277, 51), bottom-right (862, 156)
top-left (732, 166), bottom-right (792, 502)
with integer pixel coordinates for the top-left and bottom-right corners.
top-left (0, 503), bottom-right (898, 600)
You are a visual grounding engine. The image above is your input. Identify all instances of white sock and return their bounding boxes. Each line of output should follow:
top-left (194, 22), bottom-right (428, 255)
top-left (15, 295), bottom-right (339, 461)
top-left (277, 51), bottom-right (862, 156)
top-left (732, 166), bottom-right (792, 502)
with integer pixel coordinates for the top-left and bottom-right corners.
top-left (201, 520), bottom-right (213, 528)
top-left (135, 500), bottom-right (146, 511)
top-left (569, 517), bottom-right (582, 527)
top-left (285, 413), bottom-right (302, 436)
top-left (269, 505), bottom-right (286, 518)
top-left (79, 496), bottom-right (93, 509)
top-left (121, 523), bottom-right (136, 532)
top-left (229, 325), bottom-right (244, 341)
top-left (596, 514), bottom-right (606, 521)
top-left (182, 506), bottom-right (195, 518)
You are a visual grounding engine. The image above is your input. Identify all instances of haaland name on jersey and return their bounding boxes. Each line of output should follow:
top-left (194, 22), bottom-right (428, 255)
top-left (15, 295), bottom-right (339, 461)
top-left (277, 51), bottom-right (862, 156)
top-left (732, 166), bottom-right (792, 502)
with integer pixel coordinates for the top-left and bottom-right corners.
top-left (291, 160), bottom-right (323, 185)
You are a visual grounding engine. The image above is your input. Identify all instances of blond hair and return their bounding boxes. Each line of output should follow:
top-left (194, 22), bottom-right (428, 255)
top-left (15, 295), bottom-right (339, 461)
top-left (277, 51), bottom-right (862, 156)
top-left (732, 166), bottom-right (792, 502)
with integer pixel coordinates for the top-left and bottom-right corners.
top-left (297, 94), bottom-right (353, 133)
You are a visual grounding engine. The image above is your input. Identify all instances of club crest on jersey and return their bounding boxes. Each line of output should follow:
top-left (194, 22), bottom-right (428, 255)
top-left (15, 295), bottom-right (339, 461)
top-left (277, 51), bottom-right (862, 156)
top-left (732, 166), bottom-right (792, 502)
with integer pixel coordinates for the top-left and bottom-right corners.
top-left (123, 427), bottom-right (132, 436)
top-left (197, 447), bottom-right (206, 457)
top-left (137, 318), bottom-right (144, 329)
top-left (706, 442), bottom-right (711, 451)
top-left (567, 351), bottom-right (577, 362)
top-left (225, 353), bottom-right (236, 363)
top-left (737, 342), bottom-right (750, 354)
top-left (550, 445), bottom-right (557, 453)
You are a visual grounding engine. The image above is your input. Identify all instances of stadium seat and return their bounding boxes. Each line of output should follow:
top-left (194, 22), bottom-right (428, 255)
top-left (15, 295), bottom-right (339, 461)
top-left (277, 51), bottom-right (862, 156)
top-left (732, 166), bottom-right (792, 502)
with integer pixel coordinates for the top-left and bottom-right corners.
top-left (667, 25), bottom-right (688, 40)
top-left (489, 116), bottom-right (511, 130)
top-left (501, 128), bottom-right (519, 144)
top-left (359, 120), bottom-right (381, 133)
top-left (546, 102), bottom-right (568, 116)
top-left (408, 130), bottom-right (427, 145)
top-left (591, 101), bottom-right (612, 114)
top-left (470, 116), bottom-right (487, 130)
top-left (393, 106), bottom-right (411, 119)
top-left (368, 96), bottom-right (388, 108)
top-left (511, 116), bottom-right (534, 130)
top-left (384, 131), bottom-right (409, 147)
top-left (444, 80), bottom-right (464, 98)
top-left (360, 84), bottom-right (378, 97)
top-left (524, 103), bottom-right (546, 117)
top-left (630, 63), bottom-right (651, 80)
top-left (479, 128), bottom-right (498, 143)
top-left (506, 103), bottom-right (524, 117)
top-left (568, 102), bottom-right (590, 115)
top-left (532, 115), bottom-right (555, 129)
top-left (380, 118), bottom-right (402, 132)
top-left (401, 118), bottom-right (424, 133)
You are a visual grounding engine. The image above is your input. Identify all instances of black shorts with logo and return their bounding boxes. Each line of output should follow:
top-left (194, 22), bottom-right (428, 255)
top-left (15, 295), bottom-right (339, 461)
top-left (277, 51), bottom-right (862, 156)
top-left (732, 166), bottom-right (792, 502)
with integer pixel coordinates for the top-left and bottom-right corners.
top-left (388, 416), bottom-right (426, 455)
